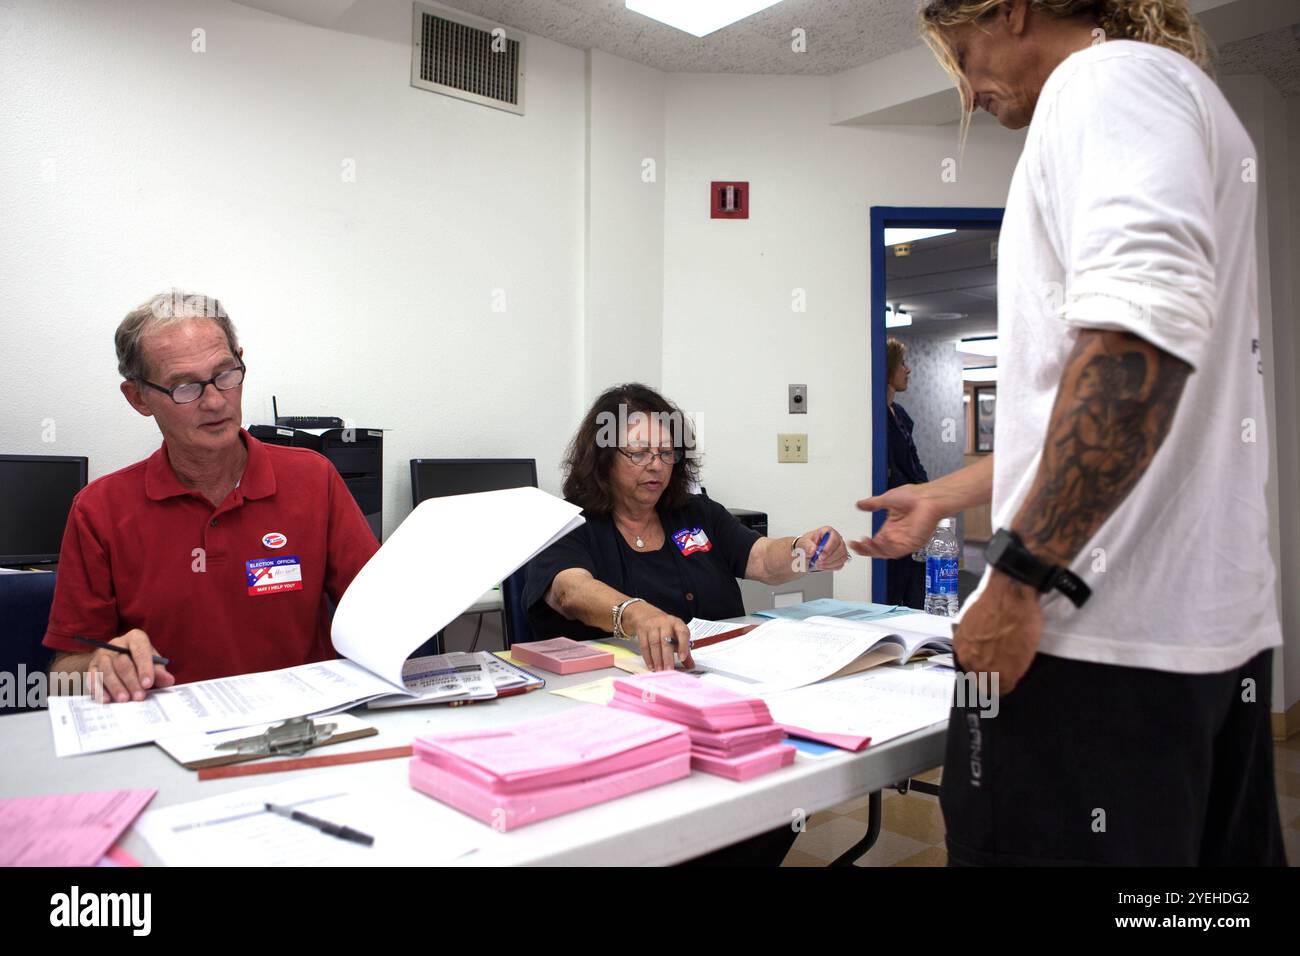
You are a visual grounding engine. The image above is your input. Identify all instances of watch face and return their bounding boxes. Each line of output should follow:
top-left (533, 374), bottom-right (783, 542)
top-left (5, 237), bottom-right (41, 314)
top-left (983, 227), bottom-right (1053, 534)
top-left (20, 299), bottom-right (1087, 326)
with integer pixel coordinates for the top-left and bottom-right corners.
top-left (985, 529), bottom-right (1012, 565)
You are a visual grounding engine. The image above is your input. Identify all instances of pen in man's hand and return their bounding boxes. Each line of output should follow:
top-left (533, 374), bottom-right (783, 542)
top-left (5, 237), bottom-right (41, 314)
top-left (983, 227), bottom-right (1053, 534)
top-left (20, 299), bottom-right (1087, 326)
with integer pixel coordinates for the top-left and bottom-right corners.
top-left (73, 635), bottom-right (170, 667)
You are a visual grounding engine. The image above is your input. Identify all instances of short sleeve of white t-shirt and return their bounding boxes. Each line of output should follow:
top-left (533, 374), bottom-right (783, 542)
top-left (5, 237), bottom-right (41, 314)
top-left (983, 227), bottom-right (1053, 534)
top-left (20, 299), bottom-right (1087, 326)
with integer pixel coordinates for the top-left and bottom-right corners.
top-left (1032, 50), bottom-right (1217, 370)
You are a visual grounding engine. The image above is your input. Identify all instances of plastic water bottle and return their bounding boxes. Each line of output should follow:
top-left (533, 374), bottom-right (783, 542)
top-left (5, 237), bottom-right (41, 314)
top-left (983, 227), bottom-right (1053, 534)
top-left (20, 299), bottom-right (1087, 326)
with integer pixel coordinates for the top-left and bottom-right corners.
top-left (923, 518), bottom-right (960, 617)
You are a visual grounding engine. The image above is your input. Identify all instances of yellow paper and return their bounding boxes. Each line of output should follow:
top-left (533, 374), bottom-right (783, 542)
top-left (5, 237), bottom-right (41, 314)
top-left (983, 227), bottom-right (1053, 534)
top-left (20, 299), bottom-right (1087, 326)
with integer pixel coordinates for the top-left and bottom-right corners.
top-left (590, 641), bottom-right (639, 660)
top-left (550, 676), bottom-right (618, 705)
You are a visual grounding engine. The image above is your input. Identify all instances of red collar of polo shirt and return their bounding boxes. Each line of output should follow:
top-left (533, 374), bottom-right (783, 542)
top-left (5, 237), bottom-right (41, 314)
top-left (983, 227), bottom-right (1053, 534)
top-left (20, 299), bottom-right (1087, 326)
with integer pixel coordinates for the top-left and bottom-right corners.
top-left (144, 429), bottom-right (277, 505)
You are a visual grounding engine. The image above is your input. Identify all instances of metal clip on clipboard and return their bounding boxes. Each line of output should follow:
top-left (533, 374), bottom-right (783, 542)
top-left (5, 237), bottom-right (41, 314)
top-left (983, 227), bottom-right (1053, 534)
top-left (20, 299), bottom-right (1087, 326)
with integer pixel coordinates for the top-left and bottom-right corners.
top-left (215, 716), bottom-right (339, 758)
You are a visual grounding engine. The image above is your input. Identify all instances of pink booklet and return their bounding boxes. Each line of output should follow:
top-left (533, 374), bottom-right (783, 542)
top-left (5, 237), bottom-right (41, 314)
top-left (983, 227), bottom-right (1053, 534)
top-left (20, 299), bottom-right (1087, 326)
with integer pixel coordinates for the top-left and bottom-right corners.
top-left (411, 704), bottom-right (686, 791)
top-left (685, 723), bottom-right (787, 755)
top-left (510, 638), bottom-right (615, 675)
top-left (410, 705), bottom-right (690, 829)
top-left (611, 672), bottom-right (771, 731)
top-left (779, 724), bottom-right (871, 751)
top-left (691, 743), bottom-right (796, 782)
top-left (411, 749), bottom-right (690, 830)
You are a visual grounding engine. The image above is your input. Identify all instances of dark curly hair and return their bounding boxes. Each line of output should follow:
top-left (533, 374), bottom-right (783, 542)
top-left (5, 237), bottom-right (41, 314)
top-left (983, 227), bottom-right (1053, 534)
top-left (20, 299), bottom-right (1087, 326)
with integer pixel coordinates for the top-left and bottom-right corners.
top-left (562, 383), bottom-right (701, 515)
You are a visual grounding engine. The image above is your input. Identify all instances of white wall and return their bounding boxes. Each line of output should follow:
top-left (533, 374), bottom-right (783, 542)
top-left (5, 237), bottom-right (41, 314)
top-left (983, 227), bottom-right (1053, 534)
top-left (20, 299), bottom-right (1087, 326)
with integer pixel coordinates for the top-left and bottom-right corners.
top-left (660, 73), bottom-right (1025, 601)
top-left (584, 49), bottom-right (666, 401)
top-left (0, 0), bottom-right (587, 539)
top-left (1220, 76), bottom-right (1300, 717)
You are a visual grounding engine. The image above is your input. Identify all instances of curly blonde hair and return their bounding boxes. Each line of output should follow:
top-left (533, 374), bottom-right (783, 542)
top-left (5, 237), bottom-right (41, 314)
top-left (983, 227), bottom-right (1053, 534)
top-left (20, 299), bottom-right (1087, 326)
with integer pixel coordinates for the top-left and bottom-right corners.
top-left (919, 0), bottom-right (1213, 147)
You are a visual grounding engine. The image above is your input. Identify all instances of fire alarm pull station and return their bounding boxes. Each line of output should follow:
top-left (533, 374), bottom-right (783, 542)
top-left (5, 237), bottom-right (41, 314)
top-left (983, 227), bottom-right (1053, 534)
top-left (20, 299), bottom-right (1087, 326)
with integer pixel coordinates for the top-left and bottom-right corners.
top-left (711, 181), bottom-right (748, 219)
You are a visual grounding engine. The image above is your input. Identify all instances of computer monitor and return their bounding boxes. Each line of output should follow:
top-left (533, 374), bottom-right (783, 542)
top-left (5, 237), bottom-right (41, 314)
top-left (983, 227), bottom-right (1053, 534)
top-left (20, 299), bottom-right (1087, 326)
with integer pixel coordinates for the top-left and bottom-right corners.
top-left (0, 455), bottom-right (89, 565)
top-left (410, 458), bottom-right (538, 507)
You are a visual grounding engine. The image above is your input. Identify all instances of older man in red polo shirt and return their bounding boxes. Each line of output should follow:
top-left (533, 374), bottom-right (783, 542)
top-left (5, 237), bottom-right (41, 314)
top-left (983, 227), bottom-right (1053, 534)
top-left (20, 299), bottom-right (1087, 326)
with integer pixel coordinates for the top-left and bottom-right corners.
top-left (46, 291), bottom-right (379, 703)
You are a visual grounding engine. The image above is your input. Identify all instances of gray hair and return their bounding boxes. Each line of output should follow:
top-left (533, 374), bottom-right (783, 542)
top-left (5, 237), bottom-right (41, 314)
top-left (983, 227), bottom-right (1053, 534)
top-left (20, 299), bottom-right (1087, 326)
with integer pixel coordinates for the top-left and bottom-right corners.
top-left (115, 290), bottom-right (240, 380)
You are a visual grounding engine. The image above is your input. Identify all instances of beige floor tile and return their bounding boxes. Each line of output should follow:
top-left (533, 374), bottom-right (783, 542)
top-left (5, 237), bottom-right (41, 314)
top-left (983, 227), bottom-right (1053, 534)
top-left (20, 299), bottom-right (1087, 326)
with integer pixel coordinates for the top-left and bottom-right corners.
top-left (894, 845), bottom-right (949, 867)
top-left (1277, 747), bottom-right (1300, 774)
top-left (1276, 771), bottom-right (1300, 799)
top-left (806, 810), bottom-right (838, 829)
top-left (793, 816), bottom-right (891, 863)
top-left (1283, 828), bottom-right (1300, 868)
top-left (851, 829), bottom-right (934, 867)
top-left (780, 849), bottom-right (826, 868)
top-left (852, 793), bottom-right (946, 845)
top-left (827, 793), bottom-right (876, 814)
top-left (1280, 735), bottom-right (1300, 753)
top-left (913, 766), bottom-right (944, 785)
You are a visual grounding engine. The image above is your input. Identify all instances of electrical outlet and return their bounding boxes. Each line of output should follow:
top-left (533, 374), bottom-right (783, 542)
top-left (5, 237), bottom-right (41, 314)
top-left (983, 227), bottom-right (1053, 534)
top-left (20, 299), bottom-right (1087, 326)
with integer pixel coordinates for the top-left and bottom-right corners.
top-left (778, 433), bottom-right (808, 463)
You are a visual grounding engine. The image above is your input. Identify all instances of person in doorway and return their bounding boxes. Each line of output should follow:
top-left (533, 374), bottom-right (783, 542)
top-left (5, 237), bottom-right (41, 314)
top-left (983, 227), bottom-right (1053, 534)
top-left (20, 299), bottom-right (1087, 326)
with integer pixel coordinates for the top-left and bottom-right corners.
top-left (884, 337), bottom-right (930, 608)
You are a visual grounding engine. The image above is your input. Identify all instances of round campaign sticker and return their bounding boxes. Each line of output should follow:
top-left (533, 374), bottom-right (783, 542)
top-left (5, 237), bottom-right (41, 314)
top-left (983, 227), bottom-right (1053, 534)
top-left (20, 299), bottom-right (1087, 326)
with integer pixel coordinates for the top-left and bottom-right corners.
top-left (262, 531), bottom-right (287, 549)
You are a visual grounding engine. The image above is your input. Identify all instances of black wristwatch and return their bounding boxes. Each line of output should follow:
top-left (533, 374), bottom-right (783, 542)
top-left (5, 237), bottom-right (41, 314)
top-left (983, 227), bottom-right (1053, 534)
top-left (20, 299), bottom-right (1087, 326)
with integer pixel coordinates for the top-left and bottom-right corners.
top-left (985, 528), bottom-right (1091, 608)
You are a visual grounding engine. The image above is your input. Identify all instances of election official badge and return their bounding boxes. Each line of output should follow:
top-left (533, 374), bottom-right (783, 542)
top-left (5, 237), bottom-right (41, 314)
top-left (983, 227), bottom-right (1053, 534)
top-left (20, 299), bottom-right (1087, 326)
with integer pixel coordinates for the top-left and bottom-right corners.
top-left (672, 527), bottom-right (713, 556)
top-left (246, 555), bottom-right (303, 595)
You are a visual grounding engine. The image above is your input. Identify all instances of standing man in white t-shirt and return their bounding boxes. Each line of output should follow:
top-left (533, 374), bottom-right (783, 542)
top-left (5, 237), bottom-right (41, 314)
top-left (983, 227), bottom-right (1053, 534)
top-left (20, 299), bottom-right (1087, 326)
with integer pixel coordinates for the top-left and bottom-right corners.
top-left (853, 0), bottom-right (1285, 865)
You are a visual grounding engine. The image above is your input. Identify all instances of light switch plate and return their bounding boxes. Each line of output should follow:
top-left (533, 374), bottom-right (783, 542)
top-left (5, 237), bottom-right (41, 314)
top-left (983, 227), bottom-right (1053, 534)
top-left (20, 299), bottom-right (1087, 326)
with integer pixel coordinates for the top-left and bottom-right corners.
top-left (778, 433), bottom-right (808, 463)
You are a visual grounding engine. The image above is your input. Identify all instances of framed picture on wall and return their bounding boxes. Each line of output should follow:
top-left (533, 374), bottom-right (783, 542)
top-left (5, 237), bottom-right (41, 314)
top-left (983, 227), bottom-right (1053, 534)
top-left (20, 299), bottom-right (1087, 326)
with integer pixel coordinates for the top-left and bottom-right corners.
top-left (975, 386), bottom-right (996, 453)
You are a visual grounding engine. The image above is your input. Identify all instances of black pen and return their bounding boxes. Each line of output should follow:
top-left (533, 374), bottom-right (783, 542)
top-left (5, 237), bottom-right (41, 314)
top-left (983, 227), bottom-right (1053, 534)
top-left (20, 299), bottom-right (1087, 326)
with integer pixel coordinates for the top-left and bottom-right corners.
top-left (265, 802), bottom-right (375, 846)
top-left (73, 635), bottom-right (170, 667)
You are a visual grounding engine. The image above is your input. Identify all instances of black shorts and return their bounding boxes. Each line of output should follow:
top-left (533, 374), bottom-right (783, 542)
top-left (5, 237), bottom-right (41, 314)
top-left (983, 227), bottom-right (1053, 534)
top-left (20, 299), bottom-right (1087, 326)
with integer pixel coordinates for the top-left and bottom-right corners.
top-left (940, 649), bottom-right (1286, 866)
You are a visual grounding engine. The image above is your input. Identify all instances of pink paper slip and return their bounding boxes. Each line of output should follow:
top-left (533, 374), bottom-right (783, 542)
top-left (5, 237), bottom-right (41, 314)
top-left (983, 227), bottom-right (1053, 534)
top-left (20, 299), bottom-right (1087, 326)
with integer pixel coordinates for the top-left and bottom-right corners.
top-left (410, 704), bottom-right (689, 792)
top-left (779, 724), bottom-right (872, 752)
top-left (410, 750), bottom-right (691, 830)
top-left (691, 743), bottom-right (796, 781)
top-left (685, 723), bottom-right (787, 754)
top-left (611, 672), bottom-right (771, 731)
top-left (0, 789), bottom-right (156, 867)
top-left (509, 638), bottom-right (615, 675)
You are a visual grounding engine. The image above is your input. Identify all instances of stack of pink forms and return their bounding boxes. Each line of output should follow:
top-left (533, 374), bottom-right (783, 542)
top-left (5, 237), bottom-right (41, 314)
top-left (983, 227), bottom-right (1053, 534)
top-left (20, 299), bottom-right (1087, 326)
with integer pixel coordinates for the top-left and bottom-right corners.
top-left (609, 672), bottom-right (796, 781)
top-left (408, 704), bottom-right (691, 830)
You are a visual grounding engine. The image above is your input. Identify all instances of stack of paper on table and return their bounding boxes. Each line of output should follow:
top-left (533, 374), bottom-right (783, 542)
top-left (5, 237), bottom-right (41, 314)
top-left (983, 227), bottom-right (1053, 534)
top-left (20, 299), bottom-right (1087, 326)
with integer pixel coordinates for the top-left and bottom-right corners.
top-left (609, 672), bottom-right (795, 781)
top-left (0, 789), bottom-right (156, 866)
top-left (48, 487), bottom-right (583, 756)
top-left (764, 665), bottom-right (957, 751)
top-left (508, 637), bottom-right (614, 675)
top-left (691, 612), bottom-right (953, 694)
top-left (408, 704), bottom-right (691, 830)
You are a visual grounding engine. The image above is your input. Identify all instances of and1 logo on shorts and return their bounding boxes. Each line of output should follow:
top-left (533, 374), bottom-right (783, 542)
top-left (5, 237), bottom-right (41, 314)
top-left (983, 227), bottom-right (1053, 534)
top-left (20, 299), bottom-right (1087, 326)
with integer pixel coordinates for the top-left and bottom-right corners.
top-left (672, 527), bottom-right (713, 556)
top-left (246, 555), bottom-right (303, 595)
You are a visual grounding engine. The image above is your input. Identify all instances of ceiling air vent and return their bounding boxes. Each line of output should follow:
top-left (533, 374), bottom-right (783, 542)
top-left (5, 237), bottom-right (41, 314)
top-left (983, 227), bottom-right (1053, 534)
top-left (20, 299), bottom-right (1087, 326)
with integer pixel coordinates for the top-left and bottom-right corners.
top-left (410, 1), bottom-right (525, 115)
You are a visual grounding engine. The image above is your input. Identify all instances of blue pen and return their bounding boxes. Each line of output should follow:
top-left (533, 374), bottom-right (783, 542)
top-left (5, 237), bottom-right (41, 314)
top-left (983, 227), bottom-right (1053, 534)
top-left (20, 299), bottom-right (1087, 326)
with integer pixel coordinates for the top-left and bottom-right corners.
top-left (808, 530), bottom-right (831, 570)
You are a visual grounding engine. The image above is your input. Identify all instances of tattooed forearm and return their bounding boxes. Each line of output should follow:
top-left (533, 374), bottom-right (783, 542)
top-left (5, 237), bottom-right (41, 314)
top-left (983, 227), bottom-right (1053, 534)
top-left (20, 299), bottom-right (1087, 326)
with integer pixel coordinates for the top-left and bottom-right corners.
top-left (1012, 329), bottom-right (1191, 566)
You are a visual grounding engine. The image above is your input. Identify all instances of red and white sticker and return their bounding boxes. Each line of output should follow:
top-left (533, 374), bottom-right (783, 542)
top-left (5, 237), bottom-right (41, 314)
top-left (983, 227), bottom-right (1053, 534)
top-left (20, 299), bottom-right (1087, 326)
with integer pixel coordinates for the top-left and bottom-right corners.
top-left (672, 527), bottom-right (713, 556)
top-left (246, 556), bottom-right (303, 595)
top-left (261, 531), bottom-right (287, 549)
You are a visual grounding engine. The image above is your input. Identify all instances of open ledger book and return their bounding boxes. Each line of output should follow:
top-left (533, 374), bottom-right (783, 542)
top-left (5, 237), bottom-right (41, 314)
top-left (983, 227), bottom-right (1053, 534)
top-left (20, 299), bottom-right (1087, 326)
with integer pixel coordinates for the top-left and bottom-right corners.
top-left (691, 612), bottom-right (954, 694)
top-left (48, 487), bottom-right (584, 757)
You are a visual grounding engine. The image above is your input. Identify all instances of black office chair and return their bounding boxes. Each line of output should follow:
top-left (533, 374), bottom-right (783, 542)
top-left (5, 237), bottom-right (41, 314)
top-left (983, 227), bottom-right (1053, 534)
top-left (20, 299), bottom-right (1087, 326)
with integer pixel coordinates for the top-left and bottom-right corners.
top-left (0, 572), bottom-right (57, 715)
top-left (499, 565), bottom-right (534, 650)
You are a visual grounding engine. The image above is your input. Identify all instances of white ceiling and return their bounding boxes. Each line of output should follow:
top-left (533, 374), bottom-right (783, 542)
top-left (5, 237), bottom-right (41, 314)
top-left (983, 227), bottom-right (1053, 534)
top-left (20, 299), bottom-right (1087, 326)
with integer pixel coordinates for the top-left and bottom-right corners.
top-left (427, 0), bottom-right (922, 75)
top-left (886, 228), bottom-right (1001, 351)
top-left (1218, 22), bottom-right (1300, 93)
top-left (236, 0), bottom-right (1300, 92)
